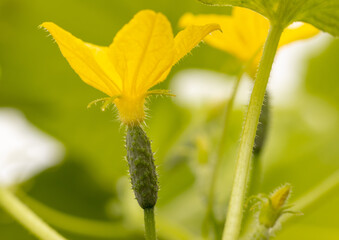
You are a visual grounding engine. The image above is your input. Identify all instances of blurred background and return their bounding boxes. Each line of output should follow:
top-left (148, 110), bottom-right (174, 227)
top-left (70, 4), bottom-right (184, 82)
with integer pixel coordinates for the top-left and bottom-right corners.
top-left (0, 0), bottom-right (339, 239)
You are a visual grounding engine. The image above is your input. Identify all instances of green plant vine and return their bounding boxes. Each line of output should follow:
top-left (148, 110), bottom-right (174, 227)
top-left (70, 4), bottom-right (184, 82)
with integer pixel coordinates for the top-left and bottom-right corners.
top-left (222, 24), bottom-right (284, 240)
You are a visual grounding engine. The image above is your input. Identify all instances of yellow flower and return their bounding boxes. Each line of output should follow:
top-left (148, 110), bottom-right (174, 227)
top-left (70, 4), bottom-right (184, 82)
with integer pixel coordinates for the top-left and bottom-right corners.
top-left (41, 10), bottom-right (220, 125)
top-left (258, 184), bottom-right (293, 228)
top-left (270, 184), bottom-right (291, 210)
top-left (179, 8), bottom-right (319, 75)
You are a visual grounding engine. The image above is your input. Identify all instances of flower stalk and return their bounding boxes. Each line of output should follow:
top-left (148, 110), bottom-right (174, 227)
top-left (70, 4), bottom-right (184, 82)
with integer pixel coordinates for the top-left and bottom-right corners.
top-left (144, 208), bottom-right (156, 240)
top-left (250, 224), bottom-right (269, 240)
top-left (0, 188), bottom-right (66, 240)
top-left (222, 24), bottom-right (283, 240)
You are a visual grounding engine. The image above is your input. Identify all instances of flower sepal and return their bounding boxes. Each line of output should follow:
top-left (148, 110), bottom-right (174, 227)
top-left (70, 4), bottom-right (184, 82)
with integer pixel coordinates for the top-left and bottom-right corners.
top-left (87, 95), bottom-right (120, 111)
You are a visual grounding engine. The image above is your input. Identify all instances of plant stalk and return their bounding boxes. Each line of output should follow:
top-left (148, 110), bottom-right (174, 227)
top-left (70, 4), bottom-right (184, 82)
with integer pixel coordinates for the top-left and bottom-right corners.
top-left (144, 207), bottom-right (156, 240)
top-left (248, 91), bottom-right (270, 197)
top-left (0, 187), bottom-right (66, 240)
top-left (203, 71), bottom-right (243, 238)
top-left (222, 24), bottom-right (283, 240)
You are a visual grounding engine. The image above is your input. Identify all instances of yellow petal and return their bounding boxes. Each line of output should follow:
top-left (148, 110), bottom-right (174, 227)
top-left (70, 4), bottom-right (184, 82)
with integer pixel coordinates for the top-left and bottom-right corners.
top-left (179, 8), bottom-right (269, 63)
top-left (179, 9), bottom-right (319, 78)
top-left (149, 23), bottom-right (220, 88)
top-left (173, 23), bottom-right (220, 64)
top-left (109, 10), bottom-right (175, 95)
top-left (41, 22), bottom-right (122, 96)
top-left (270, 184), bottom-right (291, 210)
top-left (279, 23), bottom-right (320, 47)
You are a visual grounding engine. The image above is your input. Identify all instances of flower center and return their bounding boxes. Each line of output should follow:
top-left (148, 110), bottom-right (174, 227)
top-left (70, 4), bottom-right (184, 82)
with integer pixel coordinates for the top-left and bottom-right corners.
top-left (115, 95), bottom-right (146, 125)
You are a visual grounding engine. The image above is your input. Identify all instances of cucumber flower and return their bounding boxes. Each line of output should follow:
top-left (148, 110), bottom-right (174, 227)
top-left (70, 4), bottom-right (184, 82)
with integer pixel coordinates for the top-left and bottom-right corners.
top-left (180, 7), bottom-right (319, 75)
top-left (41, 10), bottom-right (220, 125)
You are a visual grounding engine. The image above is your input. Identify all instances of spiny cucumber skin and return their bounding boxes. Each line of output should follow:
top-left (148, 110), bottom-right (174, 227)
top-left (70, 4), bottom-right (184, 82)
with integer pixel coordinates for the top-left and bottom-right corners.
top-left (126, 125), bottom-right (158, 209)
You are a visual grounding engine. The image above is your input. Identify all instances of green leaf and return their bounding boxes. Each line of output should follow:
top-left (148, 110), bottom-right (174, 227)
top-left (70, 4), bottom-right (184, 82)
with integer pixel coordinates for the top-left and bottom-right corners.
top-left (297, 0), bottom-right (339, 37)
top-left (198, 0), bottom-right (339, 36)
top-left (197, 0), bottom-right (265, 16)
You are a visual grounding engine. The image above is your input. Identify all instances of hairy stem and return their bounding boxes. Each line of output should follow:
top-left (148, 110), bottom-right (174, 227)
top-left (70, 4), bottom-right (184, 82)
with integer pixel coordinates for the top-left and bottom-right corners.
top-left (248, 91), bottom-right (270, 197)
top-left (144, 208), bottom-right (156, 240)
top-left (222, 24), bottom-right (283, 240)
top-left (0, 188), bottom-right (66, 240)
top-left (251, 224), bottom-right (269, 240)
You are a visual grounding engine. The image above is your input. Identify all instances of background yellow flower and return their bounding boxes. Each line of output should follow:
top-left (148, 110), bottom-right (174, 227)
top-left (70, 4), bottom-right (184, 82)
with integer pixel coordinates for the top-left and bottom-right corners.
top-left (180, 8), bottom-right (319, 75)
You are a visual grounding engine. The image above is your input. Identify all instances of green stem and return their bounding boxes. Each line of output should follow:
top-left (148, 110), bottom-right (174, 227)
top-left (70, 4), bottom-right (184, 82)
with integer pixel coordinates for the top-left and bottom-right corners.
top-left (222, 24), bottom-right (283, 240)
top-left (203, 72), bottom-right (243, 238)
top-left (144, 208), bottom-right (156, 240)
top-left (217, 72), bottom-right (243, 161)
top-left (0, 188), bottom-right (66, 240)
top-left (251, 224), bottom-right (269, 240)
top-left (248, 91), bottom-right (270, 197)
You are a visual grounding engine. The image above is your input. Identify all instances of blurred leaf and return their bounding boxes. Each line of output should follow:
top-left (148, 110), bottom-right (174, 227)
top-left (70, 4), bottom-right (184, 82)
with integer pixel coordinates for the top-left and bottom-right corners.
top-left (277, 224), bottom-right (339, 240)
top-left (0, 216), bottom-right (36, 240)
top-left (22, 158), bottom-right (113, 220)
top-left (298, 1), bottom-right (339, 37)
top-left (19, 158), bottom-right (142, 240)
top-left (305, 39), bottom-right (339, 109)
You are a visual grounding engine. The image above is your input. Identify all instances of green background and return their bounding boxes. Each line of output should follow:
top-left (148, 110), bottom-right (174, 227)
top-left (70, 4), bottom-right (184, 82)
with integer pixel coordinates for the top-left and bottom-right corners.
top-left (0, 0), bottom-right (338, 239)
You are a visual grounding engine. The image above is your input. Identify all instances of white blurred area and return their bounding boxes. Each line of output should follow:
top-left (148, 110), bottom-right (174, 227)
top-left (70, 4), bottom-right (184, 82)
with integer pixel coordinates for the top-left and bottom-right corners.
top-left (171, 33), bottom-right (333, 108)
top-left (171, 69), bottom-right (250, 107)
top-left (0, 108), bottom-right (64, 186)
